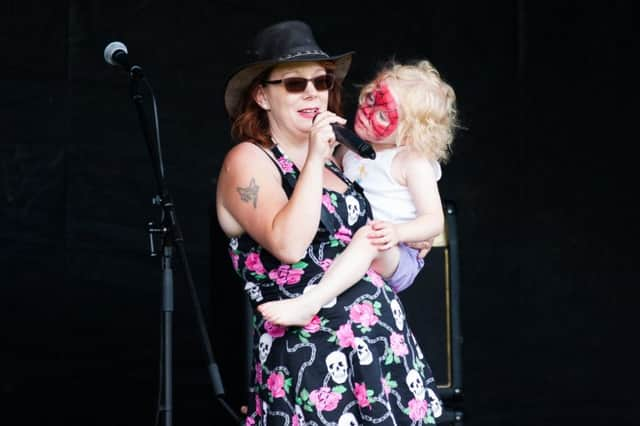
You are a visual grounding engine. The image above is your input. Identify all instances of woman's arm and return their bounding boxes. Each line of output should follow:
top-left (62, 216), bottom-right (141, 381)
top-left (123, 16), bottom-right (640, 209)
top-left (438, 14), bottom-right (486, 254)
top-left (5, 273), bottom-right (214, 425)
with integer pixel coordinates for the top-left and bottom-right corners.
top-left (216, 142), bottom-right (325, 263)
top-left (217, 113), bottom-right (345, 263)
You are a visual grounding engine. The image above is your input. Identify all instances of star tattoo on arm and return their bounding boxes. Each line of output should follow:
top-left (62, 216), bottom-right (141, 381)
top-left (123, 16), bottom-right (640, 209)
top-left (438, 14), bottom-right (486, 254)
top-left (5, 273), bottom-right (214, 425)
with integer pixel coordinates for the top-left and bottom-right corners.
top-left (237, 177), bottom-right (259, 208)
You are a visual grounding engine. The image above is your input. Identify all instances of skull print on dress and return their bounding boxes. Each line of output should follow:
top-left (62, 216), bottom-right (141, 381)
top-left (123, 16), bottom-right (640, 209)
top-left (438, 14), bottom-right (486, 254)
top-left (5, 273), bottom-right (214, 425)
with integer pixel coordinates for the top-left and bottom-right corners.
top-left (326, 350), bottom-right (349, 384)
top-left (294, 404), bottom-right (306, 425)
top-left (406, 369), bottom-right (426, 400)
top-left (244, 281), bottom-right (264, 302)
top-left (337, 412), bottom-right (358, 426)
top-left (353, 337), bottom-right (373, 366)
top-left (390, 299), bottom-right (405, 331)
top-left (345, 194), bottom-right (361, 226)
top-left (427, 388), bottom-right (443, 417)
top-left (258, 333), bottom-right (273, 364)
top-left (229, 237), bottom-right (239, 251)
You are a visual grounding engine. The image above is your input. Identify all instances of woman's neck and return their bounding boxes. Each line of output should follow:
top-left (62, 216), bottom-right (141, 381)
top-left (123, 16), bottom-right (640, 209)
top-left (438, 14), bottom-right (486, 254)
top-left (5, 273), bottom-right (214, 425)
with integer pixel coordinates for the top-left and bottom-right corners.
top-left (271, 132), bottom-right (309, 167)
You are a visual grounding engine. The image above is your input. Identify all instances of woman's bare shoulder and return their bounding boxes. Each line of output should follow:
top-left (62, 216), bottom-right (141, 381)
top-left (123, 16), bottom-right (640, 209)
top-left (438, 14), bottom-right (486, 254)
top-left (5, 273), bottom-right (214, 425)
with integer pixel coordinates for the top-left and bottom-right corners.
top-left (223, 141), bottom-right (269, 165)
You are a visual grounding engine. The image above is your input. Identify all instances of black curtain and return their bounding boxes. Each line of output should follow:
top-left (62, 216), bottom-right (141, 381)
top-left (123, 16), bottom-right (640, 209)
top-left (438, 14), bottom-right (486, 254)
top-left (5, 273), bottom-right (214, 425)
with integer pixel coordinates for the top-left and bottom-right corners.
top-left (2, 1), bottom-right (636, 425)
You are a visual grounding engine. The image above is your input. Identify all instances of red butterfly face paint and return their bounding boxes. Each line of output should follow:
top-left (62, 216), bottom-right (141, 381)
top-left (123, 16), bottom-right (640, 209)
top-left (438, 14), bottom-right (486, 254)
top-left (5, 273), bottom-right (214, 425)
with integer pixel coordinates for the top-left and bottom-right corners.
top-left (354, 81), bottom-right (399, 142)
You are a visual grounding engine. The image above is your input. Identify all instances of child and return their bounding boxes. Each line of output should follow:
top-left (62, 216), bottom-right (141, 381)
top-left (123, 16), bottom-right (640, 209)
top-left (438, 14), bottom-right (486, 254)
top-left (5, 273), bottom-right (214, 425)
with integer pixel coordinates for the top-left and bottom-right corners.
top-left (258, 59), bottom-right (458, 326)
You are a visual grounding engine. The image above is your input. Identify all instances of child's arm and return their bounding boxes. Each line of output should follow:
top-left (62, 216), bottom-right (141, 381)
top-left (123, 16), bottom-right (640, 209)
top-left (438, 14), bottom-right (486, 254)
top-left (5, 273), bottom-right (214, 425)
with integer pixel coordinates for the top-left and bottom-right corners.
top-left (399, 154), bottom-right (445, 242)
top-left (370, 153), bottom-right (444, 249)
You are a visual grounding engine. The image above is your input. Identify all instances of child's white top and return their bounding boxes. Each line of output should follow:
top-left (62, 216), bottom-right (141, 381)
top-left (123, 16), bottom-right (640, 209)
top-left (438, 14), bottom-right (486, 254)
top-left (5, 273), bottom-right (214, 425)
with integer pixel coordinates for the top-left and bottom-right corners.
top-left (342, 147), bottom-right (441, 224)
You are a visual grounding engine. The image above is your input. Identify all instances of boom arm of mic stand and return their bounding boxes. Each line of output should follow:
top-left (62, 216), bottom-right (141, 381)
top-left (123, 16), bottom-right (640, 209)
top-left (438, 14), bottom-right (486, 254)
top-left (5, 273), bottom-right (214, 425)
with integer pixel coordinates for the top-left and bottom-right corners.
top-left (127, 68), bottom-right (242, 425)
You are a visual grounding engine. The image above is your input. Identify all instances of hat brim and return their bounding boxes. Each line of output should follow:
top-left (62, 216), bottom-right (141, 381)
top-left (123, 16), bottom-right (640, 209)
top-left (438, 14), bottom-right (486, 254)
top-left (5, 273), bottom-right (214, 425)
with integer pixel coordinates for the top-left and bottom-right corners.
top-left (224, 51), bottom-right (354, 119)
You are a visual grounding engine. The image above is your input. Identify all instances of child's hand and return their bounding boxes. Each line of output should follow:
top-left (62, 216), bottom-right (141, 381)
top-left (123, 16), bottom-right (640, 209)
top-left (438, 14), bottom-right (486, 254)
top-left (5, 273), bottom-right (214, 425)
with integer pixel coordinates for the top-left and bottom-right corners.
top-left (407, 238), bottom-right (434, 258)
top-left (367, 220), bottom-right (399, 250)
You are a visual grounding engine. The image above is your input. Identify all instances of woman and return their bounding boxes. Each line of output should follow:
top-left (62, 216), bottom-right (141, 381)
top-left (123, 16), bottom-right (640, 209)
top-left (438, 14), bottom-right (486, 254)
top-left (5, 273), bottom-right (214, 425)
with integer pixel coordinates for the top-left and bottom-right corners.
top-left (216, 20), bottom-right (443, 425)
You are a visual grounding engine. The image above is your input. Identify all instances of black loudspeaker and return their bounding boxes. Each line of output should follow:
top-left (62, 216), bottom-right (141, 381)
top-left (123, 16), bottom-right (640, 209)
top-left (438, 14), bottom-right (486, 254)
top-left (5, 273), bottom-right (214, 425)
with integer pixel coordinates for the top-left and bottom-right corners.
top-left (398, 200), bottom-right (463, 402)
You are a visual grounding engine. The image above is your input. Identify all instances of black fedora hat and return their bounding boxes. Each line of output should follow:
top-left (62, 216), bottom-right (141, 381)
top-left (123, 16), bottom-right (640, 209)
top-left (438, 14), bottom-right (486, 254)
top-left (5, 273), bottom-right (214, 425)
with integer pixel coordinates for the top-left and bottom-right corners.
top-left (224, 20), bottom-right (354, 119)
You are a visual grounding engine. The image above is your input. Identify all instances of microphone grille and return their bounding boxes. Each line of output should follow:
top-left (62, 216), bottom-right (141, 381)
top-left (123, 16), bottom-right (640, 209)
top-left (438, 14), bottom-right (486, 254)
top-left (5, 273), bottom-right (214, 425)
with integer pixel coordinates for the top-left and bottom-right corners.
top-left (103, 41), bottom-right (128, 66)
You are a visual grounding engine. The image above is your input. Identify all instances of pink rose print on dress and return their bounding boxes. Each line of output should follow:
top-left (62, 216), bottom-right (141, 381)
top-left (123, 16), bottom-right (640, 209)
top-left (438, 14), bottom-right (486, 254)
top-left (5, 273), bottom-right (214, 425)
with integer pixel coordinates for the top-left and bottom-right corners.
top-left (366, 268), bottom-right (385, 287)
top-left (267, 372), bottom-right (285, 398)
top-left (255, 362), bottom-right (262, 384)
top-left (322, 193), bottom-right (336, 213)
top-left (245, 253), bottom-right (266, 274)
top-left (381, 377), bottom-right (391, 396)
top-left (264, 320), bottom-right (286, 338)
top-left (408, 398), bottom-right (429, 421)
top-left (277, 157), bottom-right (295, 174)
top-left (349, 302), bottom-right (379, 327)
top-left (245, 416), bottom-right (255, 426)
top-left (333, 226), bottom-right (352, 244)
top-left (318, 258), bottom-right (333, 271)
top-left (353, 382), bottom-right (370, 408)
top-left (336, 323), bottom-right (355, 348)
top-left (303, 315), bottom-right (321, 333)
top-left (255, 394), bottom-right (263, 416)
top-left (308, 387), bottom-right (342, 412)
top-left (292, 414), bottom-right (299, 426)
top-left (269, 265), bottom-right (304, 286)
top-left (230, 252), bottom-right (239, 271)
top-left (390, 332), bottom-right (409, 357)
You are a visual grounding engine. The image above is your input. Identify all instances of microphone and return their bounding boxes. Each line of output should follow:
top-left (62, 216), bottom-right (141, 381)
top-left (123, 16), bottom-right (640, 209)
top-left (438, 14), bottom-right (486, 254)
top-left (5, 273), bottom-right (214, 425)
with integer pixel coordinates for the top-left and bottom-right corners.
top-left (103, 41), bottom-right (130, 70)
top-left (330, 123), bottom-right (376, 160)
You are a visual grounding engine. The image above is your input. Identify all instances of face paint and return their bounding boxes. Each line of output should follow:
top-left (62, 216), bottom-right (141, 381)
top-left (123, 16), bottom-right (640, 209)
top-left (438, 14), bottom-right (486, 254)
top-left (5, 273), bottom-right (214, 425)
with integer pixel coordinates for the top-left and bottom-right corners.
top-left (356, 81), bottom-right (399, 140)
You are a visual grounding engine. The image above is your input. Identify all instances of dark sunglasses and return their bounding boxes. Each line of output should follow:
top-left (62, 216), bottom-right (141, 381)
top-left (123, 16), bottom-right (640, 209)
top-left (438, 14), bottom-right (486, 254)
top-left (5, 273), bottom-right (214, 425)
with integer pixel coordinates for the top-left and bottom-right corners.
top-left (262, 74), bottom-right (335, 93)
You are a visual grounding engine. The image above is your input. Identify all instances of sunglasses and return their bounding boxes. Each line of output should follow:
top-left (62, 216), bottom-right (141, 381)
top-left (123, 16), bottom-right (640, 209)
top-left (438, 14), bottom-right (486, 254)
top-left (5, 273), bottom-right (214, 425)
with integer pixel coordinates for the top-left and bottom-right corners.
top-left (262, 74), bottom-right (335, 93)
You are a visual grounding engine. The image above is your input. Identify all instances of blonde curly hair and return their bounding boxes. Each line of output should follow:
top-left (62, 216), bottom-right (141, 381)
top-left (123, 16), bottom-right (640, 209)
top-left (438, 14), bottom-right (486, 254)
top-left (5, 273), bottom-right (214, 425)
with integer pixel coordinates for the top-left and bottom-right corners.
top-left (358, 60), bottom-right (458, 162)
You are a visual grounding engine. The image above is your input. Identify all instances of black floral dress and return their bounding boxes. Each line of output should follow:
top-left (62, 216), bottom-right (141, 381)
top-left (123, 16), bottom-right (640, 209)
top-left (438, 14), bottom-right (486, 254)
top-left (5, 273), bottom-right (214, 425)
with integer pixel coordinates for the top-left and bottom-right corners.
top-left (228, 145), bottom-right (443, 425)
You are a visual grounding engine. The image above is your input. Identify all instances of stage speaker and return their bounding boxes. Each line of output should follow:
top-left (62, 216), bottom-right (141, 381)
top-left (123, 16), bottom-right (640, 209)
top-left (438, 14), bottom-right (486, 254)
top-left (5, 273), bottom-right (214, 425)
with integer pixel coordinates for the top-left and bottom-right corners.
top-left (398, 200), bottom-right (463, 401)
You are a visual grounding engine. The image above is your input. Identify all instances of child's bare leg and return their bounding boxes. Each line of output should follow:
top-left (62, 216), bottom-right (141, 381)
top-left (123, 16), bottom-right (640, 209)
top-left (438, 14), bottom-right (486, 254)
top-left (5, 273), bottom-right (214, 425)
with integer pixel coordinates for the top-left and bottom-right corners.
top-left (258, 224), bottom-right (383, 326)
top-left (371, 245), bottom-right (401, 279)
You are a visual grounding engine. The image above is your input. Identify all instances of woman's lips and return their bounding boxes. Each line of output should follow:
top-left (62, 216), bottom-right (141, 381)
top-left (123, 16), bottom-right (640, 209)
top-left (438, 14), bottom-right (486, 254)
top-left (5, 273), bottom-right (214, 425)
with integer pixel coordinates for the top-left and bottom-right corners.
top-left (298, 108), bottom-right (319, 119)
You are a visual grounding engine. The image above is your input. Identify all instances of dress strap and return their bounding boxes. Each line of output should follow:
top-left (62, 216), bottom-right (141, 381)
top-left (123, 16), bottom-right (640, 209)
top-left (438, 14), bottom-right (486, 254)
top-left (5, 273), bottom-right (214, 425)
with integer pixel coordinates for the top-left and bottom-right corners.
top-left (268, 144), bottom-right (338, 234)
top-left (251, 143), bottom-right (296, 198)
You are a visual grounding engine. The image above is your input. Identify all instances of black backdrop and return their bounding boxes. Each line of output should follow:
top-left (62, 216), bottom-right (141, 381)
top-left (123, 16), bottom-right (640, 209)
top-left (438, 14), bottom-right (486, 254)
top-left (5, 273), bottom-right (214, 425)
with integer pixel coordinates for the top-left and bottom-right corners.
top-left (2, 1), bottom-right (637, 425)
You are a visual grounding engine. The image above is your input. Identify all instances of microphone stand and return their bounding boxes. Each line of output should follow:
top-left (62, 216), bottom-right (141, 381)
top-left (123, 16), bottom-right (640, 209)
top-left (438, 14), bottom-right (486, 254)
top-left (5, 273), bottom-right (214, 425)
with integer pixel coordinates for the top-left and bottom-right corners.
top-left (124, 65), bottom-right (242, 426)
